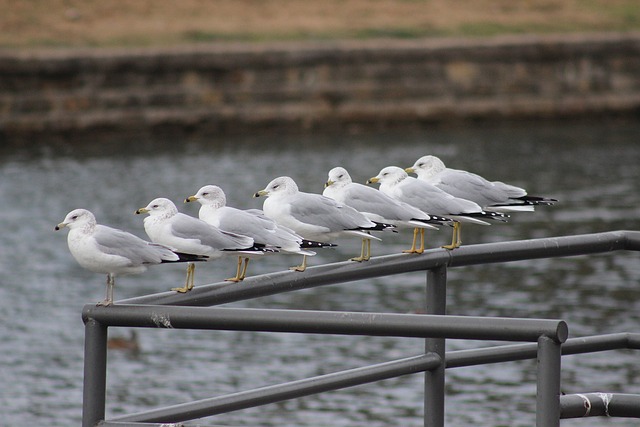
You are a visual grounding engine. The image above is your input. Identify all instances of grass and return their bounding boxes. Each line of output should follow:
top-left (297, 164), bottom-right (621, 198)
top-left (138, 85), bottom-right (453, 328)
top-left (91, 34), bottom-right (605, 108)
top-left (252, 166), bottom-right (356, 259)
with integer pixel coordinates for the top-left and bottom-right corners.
top-left (1, 0), bottom-right (639, 48)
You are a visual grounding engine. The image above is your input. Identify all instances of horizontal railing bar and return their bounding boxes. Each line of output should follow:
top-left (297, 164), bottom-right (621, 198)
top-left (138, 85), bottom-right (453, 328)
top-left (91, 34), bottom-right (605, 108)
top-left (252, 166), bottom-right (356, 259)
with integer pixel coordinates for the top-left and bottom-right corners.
top-left (112, 353), bottom-right (441, 423)
top-left (446, 333), bottom-right (639, 368)
top-left (560, 393), bottom-right (640, 418)
top-left (83, 304), bottom-right (568, 343)
top-left (118, 231), bottom-right (640, 307)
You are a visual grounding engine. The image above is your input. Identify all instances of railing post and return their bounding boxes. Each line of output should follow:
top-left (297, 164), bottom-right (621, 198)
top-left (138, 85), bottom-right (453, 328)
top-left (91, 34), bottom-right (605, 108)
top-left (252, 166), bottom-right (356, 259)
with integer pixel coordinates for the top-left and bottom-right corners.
top-left (425, 265), bottom-right (447, 427)
top-left (82, 317), bottom-right (108, 427)
top-left (536, 335), bottom-right (562, 427)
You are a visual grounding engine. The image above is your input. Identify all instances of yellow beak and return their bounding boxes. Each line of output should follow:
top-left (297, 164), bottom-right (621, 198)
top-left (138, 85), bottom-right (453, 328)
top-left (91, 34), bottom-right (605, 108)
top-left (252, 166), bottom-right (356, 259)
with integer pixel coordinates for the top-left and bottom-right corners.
top-left (185, 195), bottom-right (198, 203)
top-left (366, 177), bottom-right (379, 184)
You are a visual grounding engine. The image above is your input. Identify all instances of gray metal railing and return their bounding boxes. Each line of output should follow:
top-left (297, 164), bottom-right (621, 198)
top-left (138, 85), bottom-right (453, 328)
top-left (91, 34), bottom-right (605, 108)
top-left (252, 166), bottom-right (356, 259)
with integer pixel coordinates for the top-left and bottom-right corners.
top-left (81, 230), bottom-right (640, 427)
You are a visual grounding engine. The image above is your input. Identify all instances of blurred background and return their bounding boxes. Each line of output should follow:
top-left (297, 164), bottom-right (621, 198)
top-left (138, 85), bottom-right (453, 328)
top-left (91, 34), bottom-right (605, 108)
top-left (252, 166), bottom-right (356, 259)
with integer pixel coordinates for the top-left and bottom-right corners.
top-left (1, 1), bottom-right (640, 426)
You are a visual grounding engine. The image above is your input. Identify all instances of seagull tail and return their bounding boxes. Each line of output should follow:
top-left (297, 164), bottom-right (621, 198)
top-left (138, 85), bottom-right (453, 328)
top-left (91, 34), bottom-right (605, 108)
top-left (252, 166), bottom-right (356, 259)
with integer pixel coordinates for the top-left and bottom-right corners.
top-left (301, 239), bottom-right (338, 249)
top-left (167, 252), bottom-right (209, 263)
top-left (516, 195), bottom-right (558, 206)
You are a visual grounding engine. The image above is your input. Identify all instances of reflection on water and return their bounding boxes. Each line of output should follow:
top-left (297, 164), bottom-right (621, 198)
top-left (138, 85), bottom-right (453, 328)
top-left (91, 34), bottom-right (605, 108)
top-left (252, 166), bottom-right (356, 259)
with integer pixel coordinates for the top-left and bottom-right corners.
top-left (1, 120), bottom-right (639, 426)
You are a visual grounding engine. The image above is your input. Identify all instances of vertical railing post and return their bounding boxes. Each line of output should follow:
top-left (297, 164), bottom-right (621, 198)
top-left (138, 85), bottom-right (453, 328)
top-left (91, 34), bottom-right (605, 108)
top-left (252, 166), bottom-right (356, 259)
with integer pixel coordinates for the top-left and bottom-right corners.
top-left (424, 265), bottom-right (447, 427)
top-left (536, 335), bottom-right (562, 427)
top-left (82, 317), bottom-right (108, 427)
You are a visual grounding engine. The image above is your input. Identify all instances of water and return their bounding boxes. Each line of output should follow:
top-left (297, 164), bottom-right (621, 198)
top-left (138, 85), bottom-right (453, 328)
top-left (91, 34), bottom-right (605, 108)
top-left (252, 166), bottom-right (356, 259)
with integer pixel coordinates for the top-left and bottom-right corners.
top-left (1, 119), bottom-right (639, 426)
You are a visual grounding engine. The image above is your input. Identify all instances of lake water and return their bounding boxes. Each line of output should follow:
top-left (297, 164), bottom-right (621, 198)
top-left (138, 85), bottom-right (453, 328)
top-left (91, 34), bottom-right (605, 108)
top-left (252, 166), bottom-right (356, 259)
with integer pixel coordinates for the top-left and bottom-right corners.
top-left (1, 119), bottom-right (639, 426)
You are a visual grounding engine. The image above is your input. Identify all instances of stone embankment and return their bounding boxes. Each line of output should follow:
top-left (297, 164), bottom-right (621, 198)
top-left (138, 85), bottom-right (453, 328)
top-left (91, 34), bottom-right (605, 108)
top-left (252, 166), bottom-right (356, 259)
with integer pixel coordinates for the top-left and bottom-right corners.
top-left (1, 32), bottom-right (639, 142)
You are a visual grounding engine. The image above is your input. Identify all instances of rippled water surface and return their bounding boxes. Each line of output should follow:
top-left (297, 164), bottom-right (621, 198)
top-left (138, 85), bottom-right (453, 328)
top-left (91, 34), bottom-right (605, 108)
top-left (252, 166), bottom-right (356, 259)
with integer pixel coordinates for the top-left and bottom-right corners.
top-left (1, 120), bottom-right (639, 426)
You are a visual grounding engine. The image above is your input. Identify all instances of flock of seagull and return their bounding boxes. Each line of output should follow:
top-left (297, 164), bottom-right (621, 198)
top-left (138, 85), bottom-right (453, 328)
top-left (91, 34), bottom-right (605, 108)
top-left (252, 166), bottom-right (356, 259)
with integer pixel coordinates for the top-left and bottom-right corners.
top-left (56, 155), bottom-right (557, 306)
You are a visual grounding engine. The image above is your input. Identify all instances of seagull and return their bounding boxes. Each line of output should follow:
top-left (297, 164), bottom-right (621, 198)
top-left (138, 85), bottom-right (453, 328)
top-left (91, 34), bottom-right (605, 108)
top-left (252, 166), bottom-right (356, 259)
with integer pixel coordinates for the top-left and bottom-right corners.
top-left (186, 185), bottom-right (334, 281)
top-left (406, 155), bottom-right (557, 211)
top-left (323, 167), bottom-right (451, 254)
top-left (55, 208), bottom-right (205, 306)
top-left (135, 198), bottom-right (268, 292)
top-left (254, 176), bottom-right (395, 269)
top-left (367, 166), bottom-right (508, 249)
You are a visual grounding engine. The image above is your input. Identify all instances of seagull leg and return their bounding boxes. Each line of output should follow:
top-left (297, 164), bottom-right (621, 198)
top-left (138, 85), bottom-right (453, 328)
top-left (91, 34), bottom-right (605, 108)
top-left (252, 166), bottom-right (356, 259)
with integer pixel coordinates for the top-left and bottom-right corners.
top-left (403, 228), bottom-right (420, 253)
top-left (442, 222), bottom-right (461, 250)
top-left (351, 238), bottom-right (369, 262)
top-left (225, 256), bottom-right (245, 282)
top-left (416, 228), bottom-right (426, 254)
top-left (97, 273), bottom-right (115, 306)
top-left (239, 258), bottom-right (250, 281)
top-left (172, 262), bottom-right (194, 293)
top-left (364, 238), bottom-right (372, 261)
top-left (290, 255), bottom-right (307, 272)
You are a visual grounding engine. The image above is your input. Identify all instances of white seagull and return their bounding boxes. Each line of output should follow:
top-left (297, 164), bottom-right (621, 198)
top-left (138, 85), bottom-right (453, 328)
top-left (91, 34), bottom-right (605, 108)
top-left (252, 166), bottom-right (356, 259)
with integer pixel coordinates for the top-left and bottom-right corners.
top-left (367, 167), bottom-right (508, 249)
top-left (135, 198), bottom-right (267, 292)
top-left (406, 155), bottom-right (557, 211)
top-left (55, 208), bottom-right (205, 306)
top-left (254, 176), bottom-right (395, 270)
top-left (323, 166), bottom-right (450, 254)
top-left (186, 185), bottom-right (333, 281)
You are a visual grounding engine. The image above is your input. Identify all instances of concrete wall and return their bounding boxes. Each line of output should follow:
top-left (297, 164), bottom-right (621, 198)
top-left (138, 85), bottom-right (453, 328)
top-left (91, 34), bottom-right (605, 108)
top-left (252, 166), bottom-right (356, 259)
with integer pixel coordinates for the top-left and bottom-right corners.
top-left (1, 33), bottom-right (639, 143)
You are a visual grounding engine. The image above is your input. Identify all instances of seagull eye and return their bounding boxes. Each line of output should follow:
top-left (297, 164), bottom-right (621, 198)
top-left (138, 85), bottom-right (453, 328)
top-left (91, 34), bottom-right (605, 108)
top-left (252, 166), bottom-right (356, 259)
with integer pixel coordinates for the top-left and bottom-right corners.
top-left (272, 184), bottom-right (279, 190)
top-left (71, 215), bottom-right (78, 220)
top-left (202, 193), bottom-right (208, 197)
top-left (152, 204), bottom-right (159, 209)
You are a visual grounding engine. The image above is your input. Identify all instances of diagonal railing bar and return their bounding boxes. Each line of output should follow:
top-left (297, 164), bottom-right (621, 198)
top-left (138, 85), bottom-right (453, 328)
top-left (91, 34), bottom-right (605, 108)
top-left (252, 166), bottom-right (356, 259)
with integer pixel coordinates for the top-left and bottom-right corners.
top-left (111, 354), bottom-right (441, 424)
top-left (118, 231), bottom-right (640, 307)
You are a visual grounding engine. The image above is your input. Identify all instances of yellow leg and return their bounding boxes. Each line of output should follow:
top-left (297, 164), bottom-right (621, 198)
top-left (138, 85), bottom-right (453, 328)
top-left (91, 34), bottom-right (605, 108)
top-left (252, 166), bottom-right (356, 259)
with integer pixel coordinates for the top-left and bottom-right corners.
top-left (225, 256), bottom-right (245, 282)
top-left (442, 222), bottom-right (461, 250)
top-left (290, 255), bottom-right (307, 272)
top-left (172, 262), bottom-right (196, 293)
top-left (416, 228), bottom-right (425, 254)
top-left (239, 258), bottom-right (250, 281)
top-left (351, 238), bottom-right (371, 262)
top-left (403, 228), bottom-right (419, 253)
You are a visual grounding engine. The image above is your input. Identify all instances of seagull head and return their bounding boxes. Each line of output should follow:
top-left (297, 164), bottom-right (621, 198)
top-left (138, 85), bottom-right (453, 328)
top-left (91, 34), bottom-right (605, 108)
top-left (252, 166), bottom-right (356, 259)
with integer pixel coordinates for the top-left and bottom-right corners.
top-left (325, 166), bottom-right (353, 188)
top-left (55, 208), bottom-right (96, 231)
top-left (254, 176), bottom-right (299, 198)
top-left (367, 166), bottom-right (408, 186)
top-left (186, 185), bottom-right (226, 208)
top-left (135, 198), bottom-right (178, 218)
top-left (405, 155), bottom-right (445, 178)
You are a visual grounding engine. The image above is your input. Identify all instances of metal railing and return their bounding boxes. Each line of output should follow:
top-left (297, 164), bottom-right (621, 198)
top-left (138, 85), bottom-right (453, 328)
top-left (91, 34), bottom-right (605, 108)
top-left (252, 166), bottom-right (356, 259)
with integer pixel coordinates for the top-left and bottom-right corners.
top-left (81, 230), bottom-right (640, 427)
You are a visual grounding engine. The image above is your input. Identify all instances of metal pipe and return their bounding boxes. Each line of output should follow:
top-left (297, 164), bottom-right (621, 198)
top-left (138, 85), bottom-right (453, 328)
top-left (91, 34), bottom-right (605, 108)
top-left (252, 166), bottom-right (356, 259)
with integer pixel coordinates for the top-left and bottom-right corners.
top-left (560, 393), bottom-right (640, 418)
top-left (112, 353), bottom-right (441, 423)
top-left (83, 304), bottom-right (568, 343)
top-left (118, 231), bottom-right (640, 307)
top-left (536, 336), bottom-right (562, 427)
top-left (82, 319), bottom-right (108, 427)
top-left (425, 266), bottom-right (447, 427)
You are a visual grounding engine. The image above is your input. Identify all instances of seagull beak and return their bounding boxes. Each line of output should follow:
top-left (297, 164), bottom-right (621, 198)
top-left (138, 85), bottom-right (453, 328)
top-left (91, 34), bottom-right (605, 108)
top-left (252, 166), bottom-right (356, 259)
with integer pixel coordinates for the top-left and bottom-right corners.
top-left (185, 195), bottom-right (198, 203)
top-left (135, 207), bottom-right (149, 215)
top-left (366, 177), bottom-right (379, 185)
top-left (55, 222), bottom-right (66, 231)
top-left (405, 167), bottom-right (416, 174)
top-left (324, 180), bottom-right (334, 188)
top-left (253, 190), bottom-right (268, 198)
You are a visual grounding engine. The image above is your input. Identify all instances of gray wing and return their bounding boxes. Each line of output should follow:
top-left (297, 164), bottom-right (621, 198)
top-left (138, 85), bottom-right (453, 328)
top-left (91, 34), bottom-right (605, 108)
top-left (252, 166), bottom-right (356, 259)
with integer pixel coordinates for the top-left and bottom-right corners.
top-left (398, 179), bottom-right (481, 215)
top-left (217, 208), bottom-right (280, 245)
top-left (171, 213), bottom-right (254, 250)
top-left (437, 169), bottom-right (508, 206)
top-left (289, 192), bottom-right (373, 231)
top-left (343, 183), bottom-right (416, 221)
top-left (93, 225), bottom-right (177, 264)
